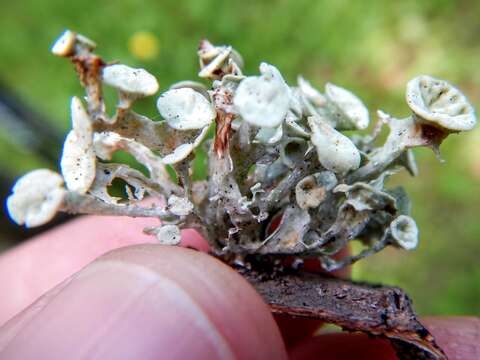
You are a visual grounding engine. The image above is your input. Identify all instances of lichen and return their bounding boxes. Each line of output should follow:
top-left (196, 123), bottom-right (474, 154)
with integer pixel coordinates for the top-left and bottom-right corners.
top-left (6, 30), bottom-right (477, 271)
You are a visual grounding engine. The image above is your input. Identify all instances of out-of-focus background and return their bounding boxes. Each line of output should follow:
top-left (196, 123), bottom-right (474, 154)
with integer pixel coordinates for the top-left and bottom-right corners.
top-left (0, 0), bottom-right (479, 315)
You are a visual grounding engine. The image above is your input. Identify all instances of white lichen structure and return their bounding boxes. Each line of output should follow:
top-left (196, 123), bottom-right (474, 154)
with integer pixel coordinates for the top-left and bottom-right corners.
top-left (102, 64), bottom-right (159, 109)
top-left (6, 30), bottom-right (478, 271)
top-left (60, 97), bottom-right (96, 194)
top-left (7, 170), bottom-right (67, 228)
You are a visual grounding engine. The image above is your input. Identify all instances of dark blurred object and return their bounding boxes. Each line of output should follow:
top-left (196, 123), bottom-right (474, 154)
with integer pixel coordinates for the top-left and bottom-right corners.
top-left (0, 82), bottom-right (63, 162)
top-left (0, 81), bottom-right (71, 248)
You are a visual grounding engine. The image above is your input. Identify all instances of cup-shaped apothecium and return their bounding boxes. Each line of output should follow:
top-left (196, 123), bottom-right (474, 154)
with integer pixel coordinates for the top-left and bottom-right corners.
top-left (406, 75), bottom-right (476, 132)
top-left (295, 171), bottom-right (337, 210)
top-left (389, 215), bottom-right (419, 250)
top-left (348, 77), bottom-right (477, 183)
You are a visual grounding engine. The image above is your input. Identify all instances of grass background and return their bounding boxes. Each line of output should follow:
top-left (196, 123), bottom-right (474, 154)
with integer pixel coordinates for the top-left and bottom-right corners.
top-left (0, 0), bottom-right (479, 315)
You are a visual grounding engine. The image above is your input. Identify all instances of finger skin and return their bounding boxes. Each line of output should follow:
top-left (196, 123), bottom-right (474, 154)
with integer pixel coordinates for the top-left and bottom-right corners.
top-left (423, 317), bottom-right (480, 360)
top-left (0, 245), bottom-right (287, 360)
top-left (0, 214), bottom-right (208, 326)
top-left (289, 317), bottom-right (480, 360)
top-left (289, 333), bottom-right (396, 360)
top-left (0, 211), bottom-right (348, 349)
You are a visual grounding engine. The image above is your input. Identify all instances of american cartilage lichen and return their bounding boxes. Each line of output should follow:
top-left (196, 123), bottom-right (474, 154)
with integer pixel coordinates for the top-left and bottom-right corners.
top-left (7, 30), bottom-right (477, 271)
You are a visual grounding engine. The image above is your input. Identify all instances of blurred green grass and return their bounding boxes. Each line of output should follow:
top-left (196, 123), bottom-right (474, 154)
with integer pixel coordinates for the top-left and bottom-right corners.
top-left (0, 0), bottom-right (479, 315)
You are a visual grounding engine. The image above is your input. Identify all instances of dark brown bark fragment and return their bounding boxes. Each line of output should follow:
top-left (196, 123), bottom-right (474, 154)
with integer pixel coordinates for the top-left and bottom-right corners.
top-left (236, 266), bottom-right (447, 360)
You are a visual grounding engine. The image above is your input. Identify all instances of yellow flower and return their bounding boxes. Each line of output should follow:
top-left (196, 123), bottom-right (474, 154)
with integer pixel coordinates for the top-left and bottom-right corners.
top-left (128, 31), bottom-right (160, 61)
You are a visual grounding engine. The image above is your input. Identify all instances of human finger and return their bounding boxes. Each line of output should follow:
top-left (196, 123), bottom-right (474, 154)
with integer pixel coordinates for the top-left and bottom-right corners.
top-left (288, 316), bottom-right (480, 360)
top-left (0, 210), bottom-right (208, 326)
top-left (0, 244), bottom-right (287, 360)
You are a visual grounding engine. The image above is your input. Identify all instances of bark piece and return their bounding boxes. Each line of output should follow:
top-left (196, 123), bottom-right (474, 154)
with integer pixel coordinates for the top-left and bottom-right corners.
top-left (236, 265), bottom-right (447, 360)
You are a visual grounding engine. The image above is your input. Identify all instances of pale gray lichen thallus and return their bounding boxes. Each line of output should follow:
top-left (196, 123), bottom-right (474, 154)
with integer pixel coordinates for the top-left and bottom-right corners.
top-left (6, 30), bottom-right (477, 271)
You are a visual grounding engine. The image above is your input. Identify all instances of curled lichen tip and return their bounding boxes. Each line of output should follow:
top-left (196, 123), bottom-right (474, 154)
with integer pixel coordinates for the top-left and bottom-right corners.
top-left (7, 170), bottom-right (66, 227)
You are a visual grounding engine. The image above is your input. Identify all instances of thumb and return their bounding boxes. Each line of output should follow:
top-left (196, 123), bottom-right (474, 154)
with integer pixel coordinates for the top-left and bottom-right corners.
top-left (0, 245), bottom-right (287, 360)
